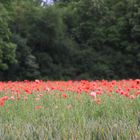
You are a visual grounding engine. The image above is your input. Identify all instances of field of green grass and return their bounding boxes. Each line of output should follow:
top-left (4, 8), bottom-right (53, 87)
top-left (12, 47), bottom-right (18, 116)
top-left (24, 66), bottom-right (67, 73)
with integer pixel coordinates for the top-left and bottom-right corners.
top-left (0, 80), bottom-right (140, 140)
top-left (0, 91), bottom-right (140, 140)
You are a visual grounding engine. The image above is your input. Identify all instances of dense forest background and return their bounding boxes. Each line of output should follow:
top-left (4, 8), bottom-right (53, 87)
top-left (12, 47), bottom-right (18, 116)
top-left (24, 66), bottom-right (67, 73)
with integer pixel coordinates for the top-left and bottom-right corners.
top-left (0, 0), bottom-right (140, 81)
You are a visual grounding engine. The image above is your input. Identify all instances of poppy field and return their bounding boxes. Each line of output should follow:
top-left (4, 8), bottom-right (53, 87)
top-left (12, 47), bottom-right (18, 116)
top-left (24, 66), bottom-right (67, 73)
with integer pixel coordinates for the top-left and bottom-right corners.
top-left (0, 79), bottom-right (140, 139)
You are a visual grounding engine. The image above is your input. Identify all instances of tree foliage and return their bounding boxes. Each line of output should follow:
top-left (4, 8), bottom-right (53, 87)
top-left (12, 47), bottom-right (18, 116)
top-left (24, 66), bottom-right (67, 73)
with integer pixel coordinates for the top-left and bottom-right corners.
top-left (0, 0), bottom-right (139, 80)
top-left (0, 3), bottom-right (16, 72)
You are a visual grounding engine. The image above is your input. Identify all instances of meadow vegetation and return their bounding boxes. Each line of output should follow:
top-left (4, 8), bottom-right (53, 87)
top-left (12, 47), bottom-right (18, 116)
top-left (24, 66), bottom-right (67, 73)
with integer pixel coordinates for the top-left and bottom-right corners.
top-left (0, 80), bottom-right (140, 139)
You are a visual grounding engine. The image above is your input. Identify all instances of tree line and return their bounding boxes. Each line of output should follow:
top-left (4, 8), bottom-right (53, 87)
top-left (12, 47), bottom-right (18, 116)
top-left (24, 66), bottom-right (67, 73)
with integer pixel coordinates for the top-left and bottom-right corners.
top-left (0, 0), bottom-right (140, 81)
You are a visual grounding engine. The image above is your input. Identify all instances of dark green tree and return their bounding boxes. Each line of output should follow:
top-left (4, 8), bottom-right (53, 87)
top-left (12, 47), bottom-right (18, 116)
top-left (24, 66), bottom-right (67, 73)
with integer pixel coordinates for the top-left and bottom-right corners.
top-left (0, 3), bottom-right (16, 72)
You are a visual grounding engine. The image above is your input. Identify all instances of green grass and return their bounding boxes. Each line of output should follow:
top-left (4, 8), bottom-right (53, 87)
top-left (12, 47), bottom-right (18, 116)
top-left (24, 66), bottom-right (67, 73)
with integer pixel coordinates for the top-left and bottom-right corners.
top-left (0, 91), bottom-right (140, 140)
